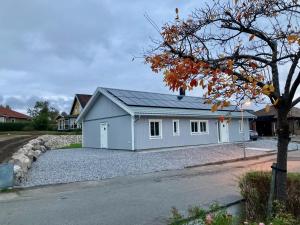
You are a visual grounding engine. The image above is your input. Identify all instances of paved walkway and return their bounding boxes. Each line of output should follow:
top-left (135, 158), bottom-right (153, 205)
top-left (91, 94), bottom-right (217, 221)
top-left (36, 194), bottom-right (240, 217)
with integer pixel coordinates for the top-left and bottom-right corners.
top-left (1, 151), bottom-right (300, 225)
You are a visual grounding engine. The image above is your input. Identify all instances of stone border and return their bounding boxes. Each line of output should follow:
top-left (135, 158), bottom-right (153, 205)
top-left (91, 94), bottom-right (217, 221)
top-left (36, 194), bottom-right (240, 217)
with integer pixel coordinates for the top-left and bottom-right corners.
top-left (9, 135), bottom-right (81, 184)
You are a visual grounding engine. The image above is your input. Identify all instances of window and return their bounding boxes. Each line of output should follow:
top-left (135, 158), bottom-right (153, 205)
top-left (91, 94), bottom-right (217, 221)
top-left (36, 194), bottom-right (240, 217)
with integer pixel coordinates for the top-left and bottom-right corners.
top-left (191, 121), bottom-right (198, 133)
top-left (239, 120), bottom-right (243, 133)
top-left (149, 119), bottom-right (162, 139)
top-left (200, 121), bottom-right (207, 132)
top-left (173, 120), bottom-right (180, 136)
top-left (190, 120), bottom-right (208, 134)
top-left (11, 119), bottom-right (15, 123)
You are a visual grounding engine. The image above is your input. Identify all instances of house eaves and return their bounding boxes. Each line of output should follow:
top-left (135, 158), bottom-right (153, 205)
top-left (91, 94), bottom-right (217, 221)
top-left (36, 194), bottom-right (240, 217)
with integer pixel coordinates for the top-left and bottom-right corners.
top-left (129, 106), bottom-right (256, 119)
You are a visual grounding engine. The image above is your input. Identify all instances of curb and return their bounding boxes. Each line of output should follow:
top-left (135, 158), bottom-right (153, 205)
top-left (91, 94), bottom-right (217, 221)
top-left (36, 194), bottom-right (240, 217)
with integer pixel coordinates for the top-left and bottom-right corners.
top-left (185, 149), bottom-right (298, 169)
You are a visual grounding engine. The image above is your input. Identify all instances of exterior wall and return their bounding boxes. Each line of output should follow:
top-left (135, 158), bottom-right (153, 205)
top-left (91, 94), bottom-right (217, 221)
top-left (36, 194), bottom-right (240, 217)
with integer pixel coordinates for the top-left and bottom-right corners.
top-left (71, 100), bottom-right (81, 116)
top-left (57, 117), bottom-right (79, 131)
top-left (134, 116), bottom-right (250, 150)
top-left (82, 94), bottom-right (132, 150)
top-left (1, 117), bottom-right (29, 123)
top-left (228, 119), bottom-right (250, 142)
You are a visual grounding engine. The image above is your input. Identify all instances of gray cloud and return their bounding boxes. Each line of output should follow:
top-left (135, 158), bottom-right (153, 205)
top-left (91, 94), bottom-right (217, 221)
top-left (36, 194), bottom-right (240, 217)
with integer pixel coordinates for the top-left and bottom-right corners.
top-left (2, 0), bottom-right (294, 113)
top-left (1, 0), bottom-right (201, 113)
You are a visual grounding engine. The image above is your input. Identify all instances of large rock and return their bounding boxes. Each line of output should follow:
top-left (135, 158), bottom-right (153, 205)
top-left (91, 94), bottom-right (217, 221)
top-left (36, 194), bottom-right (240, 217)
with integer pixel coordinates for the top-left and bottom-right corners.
top-left (11, 154), bottom-right (32, 171)
top-left (11, 134), bottom-right (82, 183)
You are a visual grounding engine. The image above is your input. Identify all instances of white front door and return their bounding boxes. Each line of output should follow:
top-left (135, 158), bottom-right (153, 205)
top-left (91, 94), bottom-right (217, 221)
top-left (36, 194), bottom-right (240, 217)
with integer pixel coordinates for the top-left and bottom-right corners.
top-left (219, 121), bottom-right (229, 143)
top-left (100, 123), bottom-right (108, 148)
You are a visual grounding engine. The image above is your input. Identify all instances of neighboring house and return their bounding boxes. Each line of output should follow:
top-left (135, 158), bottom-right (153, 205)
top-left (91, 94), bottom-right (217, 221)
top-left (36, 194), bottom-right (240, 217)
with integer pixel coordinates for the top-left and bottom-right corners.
top-left (77, 87), bottom-right (255, 151)
top-left (254, 106), bottom-right (300, 136)
top-left (0, 107), bottom-right (31, 123)
top-left (57, 94), bottom-right (92, 131)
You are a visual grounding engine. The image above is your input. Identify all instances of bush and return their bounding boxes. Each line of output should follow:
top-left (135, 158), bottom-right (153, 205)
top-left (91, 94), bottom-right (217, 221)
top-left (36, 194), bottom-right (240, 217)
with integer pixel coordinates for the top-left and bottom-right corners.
top-left (0, 122), bottom-right (31, 131)
top-left (239, 171), bottom-right (300, 222)
top-left (168, 204), bottom-right (235, 225)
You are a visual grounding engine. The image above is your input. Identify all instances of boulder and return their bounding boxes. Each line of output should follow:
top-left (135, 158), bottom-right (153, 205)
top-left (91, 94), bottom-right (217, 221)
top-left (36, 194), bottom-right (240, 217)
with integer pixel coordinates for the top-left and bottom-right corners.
top-left (32, 144), bottom-right (41, 150)
top-left (39, 145), bottom-right (47, 152)
top-left (11, 154), bottom-right (32, 171)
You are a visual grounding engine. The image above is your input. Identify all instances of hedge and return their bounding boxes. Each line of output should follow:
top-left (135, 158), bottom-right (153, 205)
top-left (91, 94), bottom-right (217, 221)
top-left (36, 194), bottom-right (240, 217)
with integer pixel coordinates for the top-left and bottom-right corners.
top-left (0, 122), bottom-right (34, 131)
top-left (239, 171), bottom-right (300, 221)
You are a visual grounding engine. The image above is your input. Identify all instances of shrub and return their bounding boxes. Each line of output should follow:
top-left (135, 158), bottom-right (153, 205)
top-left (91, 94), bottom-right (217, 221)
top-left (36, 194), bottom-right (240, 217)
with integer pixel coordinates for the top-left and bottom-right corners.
top-left (239, 171), bottom-right (300, 221)
top-left (0, 122), bottom-right (31, 131)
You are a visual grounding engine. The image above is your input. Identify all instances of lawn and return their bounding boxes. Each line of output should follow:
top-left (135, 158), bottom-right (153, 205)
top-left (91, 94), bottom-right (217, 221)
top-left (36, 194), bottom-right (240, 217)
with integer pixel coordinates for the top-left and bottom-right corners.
top-left (61, 143), bottom-right (82, 149)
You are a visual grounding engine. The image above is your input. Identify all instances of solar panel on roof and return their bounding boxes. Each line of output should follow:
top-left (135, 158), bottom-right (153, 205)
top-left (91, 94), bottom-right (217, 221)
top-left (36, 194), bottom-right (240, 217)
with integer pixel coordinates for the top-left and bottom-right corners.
top-left (105, 88), bottom-right (236, 111)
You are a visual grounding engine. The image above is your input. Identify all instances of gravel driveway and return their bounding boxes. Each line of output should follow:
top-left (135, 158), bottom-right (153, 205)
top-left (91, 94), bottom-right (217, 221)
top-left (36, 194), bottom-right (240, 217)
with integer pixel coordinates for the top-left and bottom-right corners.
top-left (21, 140), bottom-right (300, 187)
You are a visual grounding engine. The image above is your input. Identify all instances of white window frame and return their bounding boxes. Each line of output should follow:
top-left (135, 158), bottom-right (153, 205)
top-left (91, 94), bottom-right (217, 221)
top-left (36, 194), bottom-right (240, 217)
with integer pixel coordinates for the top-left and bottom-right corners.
top-left (190, 120), bottom-right (209, 135)
top-left (239, 120), bottom-right (243, 133)
top-left (149, 119), bottom-right (162, 139)
top-left (172, 120), bottom-right (180, 136)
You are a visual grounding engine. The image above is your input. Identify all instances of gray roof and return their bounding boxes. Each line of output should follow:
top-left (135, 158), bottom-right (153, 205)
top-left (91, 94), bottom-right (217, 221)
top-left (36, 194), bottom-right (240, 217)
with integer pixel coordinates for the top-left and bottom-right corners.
top-left (105, 87), bottom-right (237, 111)
top-left (77, 87), bottom-right (256, 123)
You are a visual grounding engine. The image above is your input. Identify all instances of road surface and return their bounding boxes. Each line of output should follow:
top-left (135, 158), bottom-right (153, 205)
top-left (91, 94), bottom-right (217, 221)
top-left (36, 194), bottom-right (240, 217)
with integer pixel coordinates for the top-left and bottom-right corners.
top-left (0, 151), bottom-right (300, 225)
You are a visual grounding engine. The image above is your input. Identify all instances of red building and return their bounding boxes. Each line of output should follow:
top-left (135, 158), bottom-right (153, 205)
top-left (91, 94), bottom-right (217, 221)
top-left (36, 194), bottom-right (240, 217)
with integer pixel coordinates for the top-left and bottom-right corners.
top-left (0, 107), bottom-right (31, 123)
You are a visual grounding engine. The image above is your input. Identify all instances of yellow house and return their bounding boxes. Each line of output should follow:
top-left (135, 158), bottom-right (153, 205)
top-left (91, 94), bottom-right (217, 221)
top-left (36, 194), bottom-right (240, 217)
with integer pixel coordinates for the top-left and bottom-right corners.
top-left (57, 94), bottom-right (92, 131)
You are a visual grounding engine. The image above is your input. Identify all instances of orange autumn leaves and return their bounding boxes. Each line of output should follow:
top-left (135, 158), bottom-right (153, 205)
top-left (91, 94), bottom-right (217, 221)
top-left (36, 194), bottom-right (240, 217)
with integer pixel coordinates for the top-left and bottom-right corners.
top-left (146, 54), bottom-right (267, 112)
top-left (287, 34), bottom-right (300, 45)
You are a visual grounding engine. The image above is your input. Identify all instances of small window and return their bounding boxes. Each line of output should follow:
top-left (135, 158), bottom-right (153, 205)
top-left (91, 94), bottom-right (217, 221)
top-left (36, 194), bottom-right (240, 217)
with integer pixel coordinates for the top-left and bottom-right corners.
top-left (191, 120), bottom-right (208, 135)
top-left (173, 120), bottom-right (180, 136)
top-left (149, 120), bottom-right (162, 139)
top-left (191, 121), bottom-right (199, 133)
top-left (11, 119), bottom-right (15, 123)
top-left (200, 121), bottom-right (207, 133)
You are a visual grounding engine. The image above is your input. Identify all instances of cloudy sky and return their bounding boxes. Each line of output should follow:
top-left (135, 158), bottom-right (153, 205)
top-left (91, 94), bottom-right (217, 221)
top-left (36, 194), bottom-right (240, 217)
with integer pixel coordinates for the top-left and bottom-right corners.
top-left (2, 0), bottom-right (295, 115)
top-left (0, 0), bottom-right (205, 114)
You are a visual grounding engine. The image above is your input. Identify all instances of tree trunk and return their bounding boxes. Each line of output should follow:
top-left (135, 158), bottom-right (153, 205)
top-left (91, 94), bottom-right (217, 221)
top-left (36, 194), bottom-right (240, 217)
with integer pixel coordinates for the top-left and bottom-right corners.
top-left (276, 108), bottom-right (289, 201)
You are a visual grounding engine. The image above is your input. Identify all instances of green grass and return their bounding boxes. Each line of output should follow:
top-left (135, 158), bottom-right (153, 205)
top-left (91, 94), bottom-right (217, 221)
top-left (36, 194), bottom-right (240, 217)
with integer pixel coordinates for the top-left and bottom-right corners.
top-left (0, 188), bottom-right (15, 193)
top-left (61, 143), bottom-right (82, 149)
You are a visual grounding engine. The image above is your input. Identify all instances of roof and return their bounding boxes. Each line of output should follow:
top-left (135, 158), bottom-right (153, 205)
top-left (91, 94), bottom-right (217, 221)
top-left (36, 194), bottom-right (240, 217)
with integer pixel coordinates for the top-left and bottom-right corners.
top-left (0, 107), bottom-right (31, 120)
top-left (77, 87), bottom-right (255, 122)
top-left (56, 114), bottom-right (77, 120)
top-left (255, 106), bottom-right (300, 118)
top-left (76, 94), bottom-right (92, 108)
top-left (105, 87), bottom-right (237, 111)
top-left (70, 94), bottom-right (92, 115)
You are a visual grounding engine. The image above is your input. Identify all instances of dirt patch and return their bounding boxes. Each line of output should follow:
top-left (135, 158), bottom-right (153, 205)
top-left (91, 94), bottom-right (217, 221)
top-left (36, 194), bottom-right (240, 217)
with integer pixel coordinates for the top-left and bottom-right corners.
top-left (0, 135), bottom-right (37, 163)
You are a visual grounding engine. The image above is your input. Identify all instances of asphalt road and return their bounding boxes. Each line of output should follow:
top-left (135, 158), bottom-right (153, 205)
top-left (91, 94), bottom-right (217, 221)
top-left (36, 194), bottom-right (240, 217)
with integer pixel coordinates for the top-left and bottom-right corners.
top-left (0, 151), bottom-right (300, 225)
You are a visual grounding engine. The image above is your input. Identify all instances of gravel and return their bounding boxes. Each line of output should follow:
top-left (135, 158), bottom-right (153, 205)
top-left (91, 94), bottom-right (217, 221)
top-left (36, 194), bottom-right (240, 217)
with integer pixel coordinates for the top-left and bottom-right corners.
top-left (21, 140), bottom-right (300, 187)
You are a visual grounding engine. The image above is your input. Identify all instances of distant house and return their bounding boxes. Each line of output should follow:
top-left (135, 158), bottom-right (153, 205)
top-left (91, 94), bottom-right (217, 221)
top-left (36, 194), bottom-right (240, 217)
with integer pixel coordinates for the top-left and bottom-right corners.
top-left (254, 106), bottom-right (300, 136)
top-left (57, 94), bottom-right (92, 131)
top-left (76, 87), bottom-right (255, 151)
top-left (0, 107), bottom-right (31, 123)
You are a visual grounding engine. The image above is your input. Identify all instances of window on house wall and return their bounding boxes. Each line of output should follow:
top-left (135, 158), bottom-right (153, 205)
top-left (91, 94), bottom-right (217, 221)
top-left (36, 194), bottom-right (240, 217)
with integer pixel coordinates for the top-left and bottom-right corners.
top-left (149, 119), bottom-right (162, 139)
top-left (200, 121), bottom-right (207, 132)
top-left (191, 121), bottom-right (199, 133)
top-left (11, 119), bottom-right (15, 123)
top-left (173, 120), bottom-right (180, 136)
top-left (191, 120), bottom-right (208, 134)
